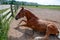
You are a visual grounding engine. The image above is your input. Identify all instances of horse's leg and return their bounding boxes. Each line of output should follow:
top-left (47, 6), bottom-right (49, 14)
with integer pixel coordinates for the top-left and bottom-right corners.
top-left (31, 29), bottom-right (35, 37)
top-left (15, 20), bottom-right (27, 29)
top-left (19, 20), bottom-right (27, 25)
top-left (19, 24), bottom-right (28, 27)
top-left (43, 26), bottom-right (51, 40)
top-left (18, 20), bottom-right (27, 27)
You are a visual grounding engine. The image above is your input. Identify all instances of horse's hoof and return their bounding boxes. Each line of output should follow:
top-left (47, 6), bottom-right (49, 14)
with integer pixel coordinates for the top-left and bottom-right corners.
top-left (34, 36), bottom-right (43, 40)
top-left (34, 36), bottom-right (49, 40)
top-left (57, 35), bottom-right (60, 39)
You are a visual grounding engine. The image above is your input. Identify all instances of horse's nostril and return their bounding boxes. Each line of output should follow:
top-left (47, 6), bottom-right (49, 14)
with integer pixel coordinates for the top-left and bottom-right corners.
top-left (15, 17), bottom-right (18, 20)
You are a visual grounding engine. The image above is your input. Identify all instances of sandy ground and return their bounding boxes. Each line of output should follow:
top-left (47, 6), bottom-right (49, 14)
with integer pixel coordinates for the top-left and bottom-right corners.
top-left (8, 8), bottom-right (60, 40)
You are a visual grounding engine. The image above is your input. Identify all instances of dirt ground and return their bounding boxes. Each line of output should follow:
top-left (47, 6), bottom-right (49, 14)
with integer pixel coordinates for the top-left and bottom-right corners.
top-left (8, 8), bottom-right (60, 40)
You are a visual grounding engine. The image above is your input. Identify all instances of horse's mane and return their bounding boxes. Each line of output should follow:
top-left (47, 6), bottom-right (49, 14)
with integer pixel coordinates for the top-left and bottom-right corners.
top-left (25, 9), bottom-right (39, 20)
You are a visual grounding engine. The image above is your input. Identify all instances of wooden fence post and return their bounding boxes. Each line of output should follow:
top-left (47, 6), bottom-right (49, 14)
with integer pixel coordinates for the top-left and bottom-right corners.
top-left (14, 5), bottom-right (16, 12)
top-left (10, 4), bottom-right (14, 17)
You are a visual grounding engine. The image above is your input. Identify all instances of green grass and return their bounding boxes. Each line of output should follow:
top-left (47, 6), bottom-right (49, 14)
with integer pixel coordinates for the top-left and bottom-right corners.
top-left (0, 14), bottom-right (9, 40)
top-left (0, 8), bottom-right (9, 14)
top-left (24, 5), bottom-right (60, 10)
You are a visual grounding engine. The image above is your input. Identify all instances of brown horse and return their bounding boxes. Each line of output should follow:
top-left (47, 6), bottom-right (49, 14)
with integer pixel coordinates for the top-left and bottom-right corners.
top-left (15, 7), bottom-right (59, 40)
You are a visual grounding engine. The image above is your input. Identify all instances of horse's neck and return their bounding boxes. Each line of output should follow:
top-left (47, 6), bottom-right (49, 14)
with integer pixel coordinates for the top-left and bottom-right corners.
top-left (25, 10), bottom-right (38, 21)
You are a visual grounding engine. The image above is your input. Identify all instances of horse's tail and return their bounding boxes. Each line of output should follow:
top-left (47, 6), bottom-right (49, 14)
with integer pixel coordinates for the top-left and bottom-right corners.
top-left (45, 19), bottom-right (60, 24)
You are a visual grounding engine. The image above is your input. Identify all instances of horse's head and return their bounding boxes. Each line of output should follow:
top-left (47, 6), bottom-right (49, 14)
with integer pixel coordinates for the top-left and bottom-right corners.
top-left (15, 7), bottom-right (38, 20)
top-left (15, 7), bottom-right (25, 20)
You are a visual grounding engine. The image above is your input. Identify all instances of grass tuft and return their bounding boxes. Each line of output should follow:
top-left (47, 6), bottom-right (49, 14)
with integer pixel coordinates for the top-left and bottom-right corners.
top-left (0, 15), bottom-right (9, 40)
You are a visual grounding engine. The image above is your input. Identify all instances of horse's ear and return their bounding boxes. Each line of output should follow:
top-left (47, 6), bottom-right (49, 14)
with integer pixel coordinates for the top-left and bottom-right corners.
top-left (21, 7), bottom-right (24, 10)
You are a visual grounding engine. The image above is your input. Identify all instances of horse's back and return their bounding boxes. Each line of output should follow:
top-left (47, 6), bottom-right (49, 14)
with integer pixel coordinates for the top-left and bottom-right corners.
top-left (38, 19), bottom-right (55, 25)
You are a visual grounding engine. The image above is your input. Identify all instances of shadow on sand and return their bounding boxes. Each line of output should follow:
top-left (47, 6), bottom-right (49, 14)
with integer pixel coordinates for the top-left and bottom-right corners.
top-left (8, 28), bottom-right (60, 40)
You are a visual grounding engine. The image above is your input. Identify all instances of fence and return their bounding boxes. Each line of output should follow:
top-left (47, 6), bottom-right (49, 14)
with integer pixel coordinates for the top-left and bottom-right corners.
top-left (0, 5), bottom-right (19, 40)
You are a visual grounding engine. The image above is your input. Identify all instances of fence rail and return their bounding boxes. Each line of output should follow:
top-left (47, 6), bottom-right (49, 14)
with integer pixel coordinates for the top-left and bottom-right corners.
top-left (0, 5), bottom-right (19, 23)
top-left (1, 9), bottom-right (12, 23)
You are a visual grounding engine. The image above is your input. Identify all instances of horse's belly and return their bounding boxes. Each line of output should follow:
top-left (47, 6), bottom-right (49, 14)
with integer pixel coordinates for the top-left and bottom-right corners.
top-left (34, 25), bottom-right (46, 32)
top-left (38, 28), bottom-right (46, 32)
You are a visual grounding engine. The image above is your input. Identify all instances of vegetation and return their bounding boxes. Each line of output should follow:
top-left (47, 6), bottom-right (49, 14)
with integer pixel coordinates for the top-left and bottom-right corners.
top-left (24, 5), bottom-right (60, 10)
top-left (2, 1), bottom-right (39, 6)
top-left (0, 5), bottom-right (17, 40)
top-left (0, 15), bottom-right (9, 40)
